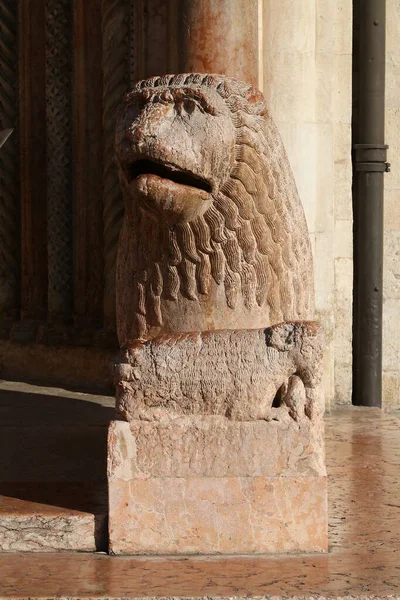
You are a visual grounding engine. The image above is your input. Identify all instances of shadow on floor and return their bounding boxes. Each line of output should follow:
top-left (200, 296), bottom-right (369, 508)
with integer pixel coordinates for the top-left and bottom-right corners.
top-left (0, 385), bottom-right (115, 516)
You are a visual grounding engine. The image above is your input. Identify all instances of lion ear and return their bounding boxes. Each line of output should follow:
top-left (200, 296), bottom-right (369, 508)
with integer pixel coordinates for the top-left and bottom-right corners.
top-left (218, 76), bottom-right (268, 117)
top-left (232, 81), bottom-right (268, 116)
top-left (244, 87), bottom-right (268, 116)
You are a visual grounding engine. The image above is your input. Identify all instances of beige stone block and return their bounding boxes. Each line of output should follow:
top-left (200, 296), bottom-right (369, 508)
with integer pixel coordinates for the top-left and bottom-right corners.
top-left (334, 362), bottom-right (352, 405)
top-left (315, 303), bottom-right (335, 410)
top-left (309, 230), bottom-right (316, 265)
top-left (315, 124), bottom-right (334, 231)
top-left (109, 474), bottom-right (328, 556)
top-left (334, 220), bottom-right (353, 259)
top-left (333, 318), bottom-right (352, 367)
top-left (333, 122), bottom-right (352, 163)
top-left (384, 189), bottom-right (400, 231)
top-left (386, 53), bottom-right (400, 109)
top-left (316, 53), bottom-right (334, 123)
top-left (383, 299), bottom-right (400, 370)
top-left (334, 258), bottom-right (353, 368)
top-left (384, 231), bottom-right (400, 300)
top-left (263, 0), bottom-right (316, 54)
top-left (334, 257), bottom-right (353, 308)
top-left (321, 334), bottom-right (335, 410)
top-left (316, 0), bottom-right (335, 54)
top-left (333, 54), bottom-right (352, 124)
top-left (108, 418), bottom-right (326, 481)
top-left (314, 230), bottom-right (334, 312)
top-left (386, 108), bottom-right (400, 146)
top-left (334, 0), bottom-right (353, 55)
top-left (275, 122), bottom-right (317, 232)
top-left (386, 3), bottom-right (400, 60)
top-left (383, 371), bottom-right (399, 409)
top-left (264, 52), bottom-right (316, 124)
top-left (334, 316), bottom-right (352, 368)
top-left (334, 158), bottom-right (352, 192)
top-left (385, 109), bottom-right (400, 188)
top-left (334, 183), bottom-right (352, 221)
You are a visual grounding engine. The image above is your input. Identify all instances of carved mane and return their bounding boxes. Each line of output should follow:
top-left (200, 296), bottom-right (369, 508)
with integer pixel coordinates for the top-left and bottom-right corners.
top-left (116, 74), bottom-right (314, 345)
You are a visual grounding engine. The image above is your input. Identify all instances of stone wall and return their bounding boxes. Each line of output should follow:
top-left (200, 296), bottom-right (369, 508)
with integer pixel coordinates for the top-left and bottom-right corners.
top-left (261, 0), bottom-right (353, 408)
top-left (383, 0), bottom-right (400, 408)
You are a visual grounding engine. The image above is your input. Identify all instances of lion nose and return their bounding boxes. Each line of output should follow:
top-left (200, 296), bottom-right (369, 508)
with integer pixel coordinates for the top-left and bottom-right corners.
top-left (133, 102), bottom-right (176, 144)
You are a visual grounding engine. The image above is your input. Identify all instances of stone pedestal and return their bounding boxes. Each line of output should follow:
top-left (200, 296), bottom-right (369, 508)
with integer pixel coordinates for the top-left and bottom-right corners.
top-left (109, 73), bottom-right (328, 556)
top-left (108, 416), bottom-right (327, 555)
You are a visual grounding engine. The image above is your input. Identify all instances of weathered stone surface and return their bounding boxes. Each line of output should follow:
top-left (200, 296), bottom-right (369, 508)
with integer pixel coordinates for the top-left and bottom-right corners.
top-left (0, 485), bottom-right (106, 552)
top-left (114, 321), bottom-right (324, 422)
top-left (0, 512), bottom-right (96, 553)
top-left (110, 73), bottom-right (326, 556)
top-left (109, 474), bottom-right (328, 555)
top-left (115, 73), bottom-right (314, 346)
top-left (113, 73), bottom-right (323, 424)
top-left (108, 412), bottom-right (327, 555)
top-left (108, 417), bottom-right (326, 480)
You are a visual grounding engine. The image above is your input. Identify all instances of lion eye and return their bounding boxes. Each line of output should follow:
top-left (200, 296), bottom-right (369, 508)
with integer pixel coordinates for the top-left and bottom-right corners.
top-left (179, 98), bottom-right (198, 116)
top-left (160, 90), bottom-right (174, 103)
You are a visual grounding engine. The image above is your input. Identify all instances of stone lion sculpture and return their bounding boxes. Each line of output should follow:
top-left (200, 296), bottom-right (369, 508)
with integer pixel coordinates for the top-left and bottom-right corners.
top-left (114, 73), bottom-right (323, 422)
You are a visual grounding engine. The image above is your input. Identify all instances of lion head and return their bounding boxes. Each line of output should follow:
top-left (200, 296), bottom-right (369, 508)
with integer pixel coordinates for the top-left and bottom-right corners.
top-left (115, 73), bottom-right (314, 347)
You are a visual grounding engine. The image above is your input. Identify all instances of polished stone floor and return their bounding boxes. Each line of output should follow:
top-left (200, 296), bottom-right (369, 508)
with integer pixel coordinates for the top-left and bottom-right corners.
top-left (0, 393), bottom-right (400, 598)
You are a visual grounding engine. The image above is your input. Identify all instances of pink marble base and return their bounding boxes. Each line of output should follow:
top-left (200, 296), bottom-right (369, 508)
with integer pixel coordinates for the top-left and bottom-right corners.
top-left (108, 418), bottom-right (328, 555)
top-left (109, 475), bottom-right (327, 555)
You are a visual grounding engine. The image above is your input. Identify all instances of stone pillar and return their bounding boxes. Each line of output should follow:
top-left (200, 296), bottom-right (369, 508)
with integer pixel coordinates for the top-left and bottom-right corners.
top-left (174, 0), bottom-right (259, 87)
top-left (107, 1), bottom-right (328, 555)
top-left (132, 0), bottom-right (259, 85)
top-left (101, 0), bottom-right (130, 328)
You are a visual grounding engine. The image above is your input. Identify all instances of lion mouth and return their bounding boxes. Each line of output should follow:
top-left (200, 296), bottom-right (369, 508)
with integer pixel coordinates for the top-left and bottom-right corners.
top-left (124, 159), bottom-right (212, 194)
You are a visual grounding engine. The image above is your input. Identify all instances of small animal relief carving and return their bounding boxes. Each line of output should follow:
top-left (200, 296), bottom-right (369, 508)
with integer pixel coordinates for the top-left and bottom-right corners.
top-left (115, 73), bottom-right (314, 346)
top-left (114, 74), bottom-right (323, 423)
top-left (114, 322), bottom-right (324, 423)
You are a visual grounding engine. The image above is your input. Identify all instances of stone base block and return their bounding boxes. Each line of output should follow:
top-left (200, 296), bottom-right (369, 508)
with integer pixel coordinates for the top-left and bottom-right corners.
top-left (108, 419), bottom-right (328, 555)
top-left (0, 484), bottom-right (106, 552)
top-left (109, 474), bottom-right (327, 555)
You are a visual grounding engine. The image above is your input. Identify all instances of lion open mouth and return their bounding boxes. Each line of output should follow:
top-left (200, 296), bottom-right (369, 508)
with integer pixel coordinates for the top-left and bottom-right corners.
top-left (125, 159), bottom-right (212, 193)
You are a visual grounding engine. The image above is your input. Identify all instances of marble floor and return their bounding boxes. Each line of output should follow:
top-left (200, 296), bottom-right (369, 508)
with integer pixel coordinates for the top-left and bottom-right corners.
top-left (1, 398), bottom-right (400, 598)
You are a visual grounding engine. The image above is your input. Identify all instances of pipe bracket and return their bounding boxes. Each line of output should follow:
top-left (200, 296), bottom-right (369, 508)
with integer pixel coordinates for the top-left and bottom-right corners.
top-left (355, 162), bottom-right (390, 172)
top-left (353, 143), bottom-right (388, 162)
top-left (353, 144), bottom-right (390, 173)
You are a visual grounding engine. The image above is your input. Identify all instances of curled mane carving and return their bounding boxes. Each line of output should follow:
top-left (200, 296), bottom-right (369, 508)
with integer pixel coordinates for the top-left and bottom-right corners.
top-left (115, 73), bottom-right (314, 346)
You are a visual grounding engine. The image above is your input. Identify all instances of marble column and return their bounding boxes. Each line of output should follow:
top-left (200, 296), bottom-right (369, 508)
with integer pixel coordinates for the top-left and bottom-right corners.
top-left (132, 0), bottom-right (259, 85)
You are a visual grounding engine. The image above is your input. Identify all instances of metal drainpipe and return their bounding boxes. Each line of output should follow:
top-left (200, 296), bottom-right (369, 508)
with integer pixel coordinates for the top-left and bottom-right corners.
top-left (352, 0), bottom-right (390, 407)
